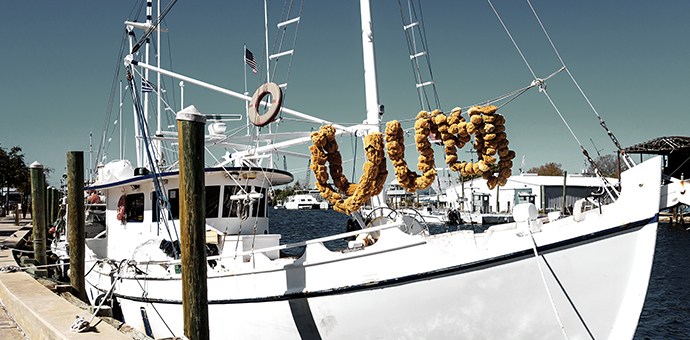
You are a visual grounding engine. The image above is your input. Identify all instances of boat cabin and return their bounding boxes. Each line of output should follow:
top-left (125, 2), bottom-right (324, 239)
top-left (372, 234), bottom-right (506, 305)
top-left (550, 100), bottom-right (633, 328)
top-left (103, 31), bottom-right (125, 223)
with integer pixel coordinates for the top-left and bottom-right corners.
top-left (83, 161), bottom-right (293, 260)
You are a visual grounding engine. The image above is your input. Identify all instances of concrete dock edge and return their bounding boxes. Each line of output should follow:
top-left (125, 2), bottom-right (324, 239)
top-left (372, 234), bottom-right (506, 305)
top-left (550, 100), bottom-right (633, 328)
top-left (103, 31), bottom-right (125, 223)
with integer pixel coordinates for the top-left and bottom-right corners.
top-left (0, 271), bottom-right (131, 339)
top-left (0, 215), bottom-right (131, 339)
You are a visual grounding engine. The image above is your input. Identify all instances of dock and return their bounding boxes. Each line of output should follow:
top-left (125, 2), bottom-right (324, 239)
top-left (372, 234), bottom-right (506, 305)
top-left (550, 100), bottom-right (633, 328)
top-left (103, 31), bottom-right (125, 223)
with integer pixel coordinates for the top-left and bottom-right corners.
top-left (0, 213), bottom-right (133, 339)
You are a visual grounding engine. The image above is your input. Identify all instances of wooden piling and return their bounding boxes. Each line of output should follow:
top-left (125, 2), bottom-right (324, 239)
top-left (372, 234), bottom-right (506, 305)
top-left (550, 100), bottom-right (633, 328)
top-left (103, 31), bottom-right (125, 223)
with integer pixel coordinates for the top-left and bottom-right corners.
top-left (29, 161), bottom-right (47, 268)
top-left (177, 105), bottom-right (209, 340)
top-left (47, 187), bottom-right (54, 226)
top-left (67, 152), bottom-right (86, 301)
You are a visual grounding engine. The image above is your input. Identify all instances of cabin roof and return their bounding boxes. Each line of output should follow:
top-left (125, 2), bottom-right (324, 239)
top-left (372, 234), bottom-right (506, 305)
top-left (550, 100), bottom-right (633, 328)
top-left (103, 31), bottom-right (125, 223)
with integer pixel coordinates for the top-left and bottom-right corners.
top-left (86, 166), bottom-right (294, 190)
top-left (623, 136), bottom-right (690, 154)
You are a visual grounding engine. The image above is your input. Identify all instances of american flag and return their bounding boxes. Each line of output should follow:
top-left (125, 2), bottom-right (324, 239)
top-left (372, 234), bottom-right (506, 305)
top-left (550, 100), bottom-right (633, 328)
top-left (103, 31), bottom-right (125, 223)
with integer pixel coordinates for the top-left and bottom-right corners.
top-left (142, 78), bottom-right (157, 93)
top-left (245, 48), bottom-right (258, 74)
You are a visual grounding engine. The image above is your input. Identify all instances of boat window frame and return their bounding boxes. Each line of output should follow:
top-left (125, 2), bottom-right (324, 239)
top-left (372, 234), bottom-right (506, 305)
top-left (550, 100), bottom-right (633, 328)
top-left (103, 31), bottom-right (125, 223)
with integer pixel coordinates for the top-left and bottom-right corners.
top-left (168, 188), bottom-right (180, 219)
top-left (206, 185), bottom-right (221, 218)
top-left (251, 186), bottom-right (267, 218)
top-left (125, 193), bottom-right (145, 223)
top-left (222, 185), bottom-right (244, 218)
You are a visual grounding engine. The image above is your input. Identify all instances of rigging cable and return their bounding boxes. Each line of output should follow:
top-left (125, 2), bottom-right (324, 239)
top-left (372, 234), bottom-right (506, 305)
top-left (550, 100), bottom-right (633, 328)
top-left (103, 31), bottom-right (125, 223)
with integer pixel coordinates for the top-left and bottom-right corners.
top-left (525, 0), bottom-right (634, 169)
top-left (397, 0), bottom-right (441, 111)
top-left (126, 66), bottom-right (181, 257)
top-left (487, 0), bottom-right (618, 198)
top-left (131, 0), bottom-right (178, 54)
top-left (96, 29), bottom-right (129, 173)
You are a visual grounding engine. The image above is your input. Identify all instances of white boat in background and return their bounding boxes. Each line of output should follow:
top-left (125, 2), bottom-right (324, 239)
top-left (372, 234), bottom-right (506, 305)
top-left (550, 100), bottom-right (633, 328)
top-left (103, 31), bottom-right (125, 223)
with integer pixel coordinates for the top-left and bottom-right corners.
top-left (284, 191), bottom-right (329, 210)
top-left (395, 206), bottom-right (449, 225)
top-left (50, 1), bottom-right (690, 339)
top-left (384, 179), bottom-right (449, 225)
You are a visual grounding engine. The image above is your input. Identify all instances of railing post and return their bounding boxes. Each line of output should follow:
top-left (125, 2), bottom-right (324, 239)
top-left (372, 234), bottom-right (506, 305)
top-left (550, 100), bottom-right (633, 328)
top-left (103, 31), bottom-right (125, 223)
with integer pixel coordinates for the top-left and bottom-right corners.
top-left (67, 151), bottom-right (86, 301)
top-left (29, 161), bottom-right (47, 275)
top-left (562, 171), bottom-right (568, 215)
top-left (177, 105), bottom-right (209, 340)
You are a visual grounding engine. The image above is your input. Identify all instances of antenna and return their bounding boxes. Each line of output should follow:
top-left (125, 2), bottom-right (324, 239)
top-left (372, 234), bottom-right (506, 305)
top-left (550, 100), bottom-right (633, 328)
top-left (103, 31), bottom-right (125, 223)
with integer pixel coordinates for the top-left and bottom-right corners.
top-left (590, 139), bottom-right (603, 157)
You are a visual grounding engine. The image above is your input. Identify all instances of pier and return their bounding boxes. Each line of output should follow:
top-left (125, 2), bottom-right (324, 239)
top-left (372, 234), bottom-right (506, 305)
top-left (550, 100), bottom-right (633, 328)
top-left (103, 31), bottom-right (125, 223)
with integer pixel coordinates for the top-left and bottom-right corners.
top-left (0, 213), bottom-right (132, 339)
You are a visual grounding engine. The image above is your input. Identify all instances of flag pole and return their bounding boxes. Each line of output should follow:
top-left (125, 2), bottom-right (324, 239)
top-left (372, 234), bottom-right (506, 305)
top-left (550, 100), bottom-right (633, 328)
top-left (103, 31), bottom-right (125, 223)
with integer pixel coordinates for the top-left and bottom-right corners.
top-left (244, 44), bottom-right (249, 136)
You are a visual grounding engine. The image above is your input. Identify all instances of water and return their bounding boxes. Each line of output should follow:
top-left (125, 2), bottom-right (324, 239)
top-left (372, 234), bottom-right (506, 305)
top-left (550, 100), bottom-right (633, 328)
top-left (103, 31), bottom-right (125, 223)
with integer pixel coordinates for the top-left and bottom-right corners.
top-left (269, 209), bottom-right (690, 338)
top-left (269, 209), bottom-right (350, 256)
top-left (634, 223), bottom-right (690, 339)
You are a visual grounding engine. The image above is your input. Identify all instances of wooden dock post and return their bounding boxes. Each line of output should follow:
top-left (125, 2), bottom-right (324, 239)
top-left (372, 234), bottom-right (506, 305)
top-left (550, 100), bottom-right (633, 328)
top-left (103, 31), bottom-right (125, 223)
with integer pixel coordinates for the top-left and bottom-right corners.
top-left (177, 105), bottom-right (209, 340)
top-left (67, 151), bottom-right (86, 301)
top-left (29, 161), bottom-right (47, 272)
top-left (47, 186), bottom-right (54, 226)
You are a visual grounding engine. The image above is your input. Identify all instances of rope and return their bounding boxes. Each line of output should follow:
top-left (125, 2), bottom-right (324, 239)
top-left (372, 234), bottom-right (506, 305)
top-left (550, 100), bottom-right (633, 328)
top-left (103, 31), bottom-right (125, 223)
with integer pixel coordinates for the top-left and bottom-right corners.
top-left (0, 265), bottom-right (21, 273)
top-left (528, 229), bottom-right (570, 340)
top-left (71, 260), bottom-right (125, 333)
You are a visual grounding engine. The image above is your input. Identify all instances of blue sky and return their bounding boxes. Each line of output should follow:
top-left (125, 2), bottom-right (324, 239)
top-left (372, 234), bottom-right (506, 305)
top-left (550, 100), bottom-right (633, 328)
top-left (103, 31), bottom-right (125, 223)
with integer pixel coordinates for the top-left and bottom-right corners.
top-left (1, 1), bottom-right (688, 187)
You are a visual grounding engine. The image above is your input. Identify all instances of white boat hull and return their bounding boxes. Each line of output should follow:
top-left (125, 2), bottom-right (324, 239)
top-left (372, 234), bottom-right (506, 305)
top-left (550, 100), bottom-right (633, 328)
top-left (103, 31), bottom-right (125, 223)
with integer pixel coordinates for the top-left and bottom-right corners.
top-left (82, 149), bottom-right (662, 340)
top-left (90, 215), bottom-right (656, 339)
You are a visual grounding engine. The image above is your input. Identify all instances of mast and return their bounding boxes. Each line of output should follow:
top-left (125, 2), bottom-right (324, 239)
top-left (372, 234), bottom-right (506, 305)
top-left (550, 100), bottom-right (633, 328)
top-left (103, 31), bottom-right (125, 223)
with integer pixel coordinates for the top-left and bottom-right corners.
top-left (155, 0), bottom-right (164, 166)
top-left (89, 132), bottom-right (93, 183)
top-left (360, 0), bottom-right (381, 134)
top-left (119, 80), bottom-right (123, 160)
top-left (143, 0), bottom-right (152, 169)
top-left (263, 0), bottom-right (270, 84)
top-left (126, 25), bottom-right (142, 168)
top-left (180, 81), bottom-right (185, 108)
top-left (359, 0), bottom-right (386, 208)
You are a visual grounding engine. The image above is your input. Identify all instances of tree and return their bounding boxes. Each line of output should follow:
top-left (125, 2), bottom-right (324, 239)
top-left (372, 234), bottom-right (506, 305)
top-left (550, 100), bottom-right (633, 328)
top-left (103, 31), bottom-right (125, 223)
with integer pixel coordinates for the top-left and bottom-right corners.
top-left (0, 145), bottom-right (29, 191)
top-left (588, 154), bottom-right (627, 178)
top-left (527, 162), bottom-right (564, 176)
top-left (0, 145), bottom-right (30, 207)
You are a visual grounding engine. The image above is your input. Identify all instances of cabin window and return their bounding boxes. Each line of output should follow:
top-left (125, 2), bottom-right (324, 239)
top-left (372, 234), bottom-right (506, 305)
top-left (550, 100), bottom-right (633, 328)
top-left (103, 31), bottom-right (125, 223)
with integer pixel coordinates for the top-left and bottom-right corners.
top-left (169, 189), bottom-right (180, 219)
top-left (151, 192), bottom-right (159, 222)
top-left (258, 187), bottom-right (267, 217)
top-left (152, 191), bottom-right (179, 222)
top-left (206, 186), bottom-right (220, 218)
top-left (126, 193), bottom-right (145, 222)
top-left (222, 186), bottom-right (244, 218)
top-left (251, 187), bottom-right (267, 218)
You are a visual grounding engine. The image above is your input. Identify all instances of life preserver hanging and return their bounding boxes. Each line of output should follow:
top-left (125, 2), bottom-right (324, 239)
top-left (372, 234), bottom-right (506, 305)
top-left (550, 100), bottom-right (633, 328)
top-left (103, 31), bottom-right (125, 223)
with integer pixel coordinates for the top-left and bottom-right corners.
top-left (116, 194), bottom-right (127, 221)
top-left (248, 82), bottom-right (283, 127)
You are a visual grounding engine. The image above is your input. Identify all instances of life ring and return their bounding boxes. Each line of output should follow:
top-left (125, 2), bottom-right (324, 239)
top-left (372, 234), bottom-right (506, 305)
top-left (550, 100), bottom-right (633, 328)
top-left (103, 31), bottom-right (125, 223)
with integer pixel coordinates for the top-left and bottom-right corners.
top-left (248, 82), bottom-right (282, 127)
top-left (88, 193), bottom-right (101, 204)
top-left (117, 194), bottom-right (127, 221)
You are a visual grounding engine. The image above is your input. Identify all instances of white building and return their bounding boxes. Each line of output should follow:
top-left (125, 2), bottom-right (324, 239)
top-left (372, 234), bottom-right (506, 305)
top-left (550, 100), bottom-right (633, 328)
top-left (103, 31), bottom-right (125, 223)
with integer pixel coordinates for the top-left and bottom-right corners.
top-left (444, 173), bottom-right (617, 214)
